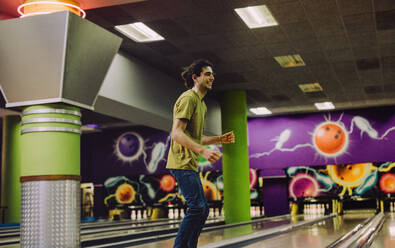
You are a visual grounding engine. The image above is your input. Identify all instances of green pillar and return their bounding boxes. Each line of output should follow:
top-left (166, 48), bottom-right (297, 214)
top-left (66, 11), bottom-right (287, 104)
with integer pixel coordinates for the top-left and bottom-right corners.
top-left (20, 104), bottom-right (81, 247)
top-left (20, 104), bottom-right (81, 176)
top-left (1, 115), bottom-right (21, 223)
top-left (221, 90), bottom-right (251, 224)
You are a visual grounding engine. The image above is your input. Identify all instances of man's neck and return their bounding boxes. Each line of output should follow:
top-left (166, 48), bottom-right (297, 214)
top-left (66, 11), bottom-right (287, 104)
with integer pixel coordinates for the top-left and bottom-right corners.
top-left (192, 85), bottom-right (207, 100)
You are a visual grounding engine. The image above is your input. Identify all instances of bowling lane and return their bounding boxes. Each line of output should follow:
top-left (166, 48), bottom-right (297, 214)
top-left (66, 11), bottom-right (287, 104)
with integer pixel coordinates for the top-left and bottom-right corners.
top-left (81, 216), bottom-right (225, 241)
top-left (0, 218), bottom-right (191, 242)
top-left (0, 217), bottom-right (226, 247)
top-left (130, 215), bottom-right (299, 248)
top-left (243, 210), bottom-right (375, 248)
top-left (370, 212), bottom-right (395, 248)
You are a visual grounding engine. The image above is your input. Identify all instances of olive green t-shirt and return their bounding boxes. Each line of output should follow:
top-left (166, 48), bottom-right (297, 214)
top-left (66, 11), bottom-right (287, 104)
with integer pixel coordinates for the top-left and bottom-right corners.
top-left (166, 89), bottom-right (207, 172)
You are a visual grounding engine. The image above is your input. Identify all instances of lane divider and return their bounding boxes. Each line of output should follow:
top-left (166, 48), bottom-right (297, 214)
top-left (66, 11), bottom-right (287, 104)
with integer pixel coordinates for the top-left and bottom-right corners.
top-left (200, 214), bottom-right (337, 248)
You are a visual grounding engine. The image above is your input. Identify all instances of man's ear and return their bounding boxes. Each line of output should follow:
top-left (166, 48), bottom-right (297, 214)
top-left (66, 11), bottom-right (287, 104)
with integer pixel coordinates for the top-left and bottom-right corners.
top-left (192, 74), bottom-right (198, 82)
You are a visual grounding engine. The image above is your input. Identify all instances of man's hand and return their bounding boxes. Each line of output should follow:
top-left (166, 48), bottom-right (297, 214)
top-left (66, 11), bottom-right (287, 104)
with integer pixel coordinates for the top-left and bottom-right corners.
top-left (220, 131), bottom-right (235, 144)
top-left (201, 148), bottom-right (221, 163)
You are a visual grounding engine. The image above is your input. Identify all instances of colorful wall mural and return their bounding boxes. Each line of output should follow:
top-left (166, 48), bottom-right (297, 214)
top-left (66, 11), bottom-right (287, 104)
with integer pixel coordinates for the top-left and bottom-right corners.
top-left (103, 174), bottom-right (178, 207)
top-left (80, 106), bottom-right (395, 217)
top-left (286, 162), bottom-right (395, 200)
top-left (248, 106), bottom-right (395, 169)
top-left (81, 126), bottom-right (223, 184)
top-left (102, 169), bottom-right (259, 208)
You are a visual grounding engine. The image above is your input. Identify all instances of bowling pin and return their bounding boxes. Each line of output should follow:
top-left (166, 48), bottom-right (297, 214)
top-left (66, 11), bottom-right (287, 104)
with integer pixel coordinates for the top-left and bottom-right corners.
top-left (169, 209), bottom-right (173, 219)
top-left (143, 209), bottom-right (147, 219)
top-left (137, 210), bottom-right (142, 220)
top-left (181, 208), bottom-right (185, 218)
top-left (131, 210), bottom-right (136, 220)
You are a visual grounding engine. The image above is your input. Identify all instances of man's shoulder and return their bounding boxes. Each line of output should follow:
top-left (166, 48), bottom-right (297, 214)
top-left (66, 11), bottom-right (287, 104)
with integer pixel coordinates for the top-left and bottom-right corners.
top-left (179, 89), bottom-right (194, 98)
top-left (177, 90), bottom-right (196, 102)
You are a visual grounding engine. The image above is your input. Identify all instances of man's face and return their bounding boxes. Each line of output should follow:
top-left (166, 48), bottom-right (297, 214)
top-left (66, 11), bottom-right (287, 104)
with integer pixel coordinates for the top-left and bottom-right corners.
top-left (194, 66), bottom-right (215, 90)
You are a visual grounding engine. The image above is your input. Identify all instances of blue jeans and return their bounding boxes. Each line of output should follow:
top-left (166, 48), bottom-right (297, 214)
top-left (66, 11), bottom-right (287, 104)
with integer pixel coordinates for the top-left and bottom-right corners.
top-left (170, 169), bottom-right (209, 248)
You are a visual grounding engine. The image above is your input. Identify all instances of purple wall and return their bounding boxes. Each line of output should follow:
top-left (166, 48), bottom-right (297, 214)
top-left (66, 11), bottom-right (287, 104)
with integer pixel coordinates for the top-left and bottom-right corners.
top-left (81, 125), bottom-right (222, 184)
top-left (81, 126), bottom-right (169, 183)
top-left (248, 106), bottom-right (395, 171)
top-left (82, 106), bottom-right (395, 217)
top-left (262, 178), bottom-right (289, 217)
top-left (248, 106), bottom-right (395, 216)
top-left (81, 125), bottom-right (222, 217)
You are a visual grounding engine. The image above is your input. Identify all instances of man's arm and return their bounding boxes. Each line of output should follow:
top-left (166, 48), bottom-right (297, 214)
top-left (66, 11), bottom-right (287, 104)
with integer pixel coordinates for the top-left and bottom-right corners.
top-left (172, 118), bottom-right (221, 163)
top-left (202, 131), bottom-right (235, 145)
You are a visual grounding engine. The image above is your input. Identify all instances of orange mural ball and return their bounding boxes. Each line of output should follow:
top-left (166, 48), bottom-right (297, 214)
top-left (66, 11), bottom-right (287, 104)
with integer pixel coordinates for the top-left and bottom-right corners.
top-left (160, 175), bottom-right (175, 192)
top-left (314, 123), bottom-right (346, 155)
top-left (116, 183), bottom-right (135, 203)
top-left (203, 183), bottom-right (217, 201)
top-left (332, 163), bottom-right (367, 183)
top-left (380, 174), bottom-right (395, 193)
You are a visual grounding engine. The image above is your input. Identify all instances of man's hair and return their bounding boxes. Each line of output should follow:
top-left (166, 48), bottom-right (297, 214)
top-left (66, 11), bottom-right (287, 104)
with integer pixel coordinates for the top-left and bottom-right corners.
top-left (181, 59), bottom-right (213, 89)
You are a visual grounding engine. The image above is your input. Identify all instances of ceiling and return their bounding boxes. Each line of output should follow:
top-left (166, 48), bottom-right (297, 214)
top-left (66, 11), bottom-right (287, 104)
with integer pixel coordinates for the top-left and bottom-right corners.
top-left (2, 0), bottom-right (395, 118)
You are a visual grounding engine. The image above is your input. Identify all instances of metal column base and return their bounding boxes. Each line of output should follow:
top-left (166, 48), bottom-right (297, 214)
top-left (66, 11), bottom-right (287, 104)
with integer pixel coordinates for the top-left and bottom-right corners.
top-left (20, 175), bottom-right (80, 248)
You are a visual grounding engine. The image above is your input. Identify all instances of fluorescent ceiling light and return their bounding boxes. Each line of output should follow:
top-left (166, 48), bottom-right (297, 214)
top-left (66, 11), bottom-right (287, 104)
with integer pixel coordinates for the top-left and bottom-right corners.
top-left (115, 22), bottom-right (164, 42)
top-left (235, 5), bottom-right (278, 29)
top-left (274, 54), bottom-right (306, 68)
top-left (250, 107), bottom-right (272, 115)
top-left (81, 125), bottom-right (102, 133)
top-left (314, 102), bottom-right (335, 110)
top-left (298, 82), bottom-right (323, 93)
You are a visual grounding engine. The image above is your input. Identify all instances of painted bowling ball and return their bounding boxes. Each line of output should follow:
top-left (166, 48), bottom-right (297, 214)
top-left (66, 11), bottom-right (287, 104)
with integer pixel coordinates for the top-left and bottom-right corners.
top-left (249, 169), bottom-right (257, 190)
top-left (313, 122), bottom-right (346, 155)
top-left (118, 132), bottom-right (141, 157)
top-left (290, 174), bottom-right (318, 198)
top-left (328, 163), bottom-right (369, 186)
top-left (203, 181), bottom-right (220, 201)
top-left (115, 183), bottom-right (135, 204)
top-left (160, 175), bottom-right (175, 192)
top-left (379, 173), bottom-right (395, 193)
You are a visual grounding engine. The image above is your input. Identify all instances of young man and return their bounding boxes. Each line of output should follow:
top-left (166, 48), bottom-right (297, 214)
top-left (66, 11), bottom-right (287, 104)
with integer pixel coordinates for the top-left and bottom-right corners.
top-left (166, 59), bottom-right (235, 248)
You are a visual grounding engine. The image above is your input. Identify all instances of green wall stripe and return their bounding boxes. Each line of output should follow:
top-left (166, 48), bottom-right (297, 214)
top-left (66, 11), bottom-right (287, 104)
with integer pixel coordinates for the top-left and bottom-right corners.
top-left (1, 115), bottom-right (21, 223)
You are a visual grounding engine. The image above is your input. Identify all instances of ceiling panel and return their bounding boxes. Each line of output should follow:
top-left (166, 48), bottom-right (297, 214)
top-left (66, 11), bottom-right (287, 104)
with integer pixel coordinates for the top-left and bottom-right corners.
top-left (2, 0), bottom-right (395, 118)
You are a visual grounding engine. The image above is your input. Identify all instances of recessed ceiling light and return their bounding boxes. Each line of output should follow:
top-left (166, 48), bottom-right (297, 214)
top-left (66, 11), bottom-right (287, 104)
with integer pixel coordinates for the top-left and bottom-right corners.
top-left (298, 82), bottom-right (323, 93)
top-left (250, 107), bottom-right (272, 115)
top-left (81, 124), bottom-right (102, 133)
top-left (17, 1), bottom-right (86, 18)
top-left (274, 55), bottom-right (306, 68)
top-left (234, 5), bottom-right (278, 29)
top-left (115, 22), bottom-right (164, 43)
top-left (314, 102), bottom-right (335, 110)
